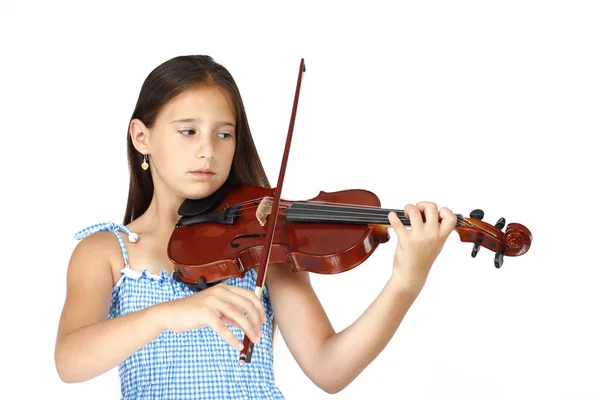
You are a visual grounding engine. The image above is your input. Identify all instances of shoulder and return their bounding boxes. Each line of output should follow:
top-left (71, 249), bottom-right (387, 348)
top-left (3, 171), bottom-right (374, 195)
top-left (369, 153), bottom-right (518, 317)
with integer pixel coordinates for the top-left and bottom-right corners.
top-left (69, 222), bottom-right (134, 282)
top-left (71, 230), bottom-right (120, 264)
top-left (56, 224), bottom-right (128, 343)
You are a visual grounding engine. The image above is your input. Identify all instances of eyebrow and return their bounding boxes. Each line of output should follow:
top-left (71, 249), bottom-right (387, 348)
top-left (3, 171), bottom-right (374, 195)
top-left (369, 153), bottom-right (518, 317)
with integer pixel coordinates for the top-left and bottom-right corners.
top-left (169, 118), bottom-right (235, 127)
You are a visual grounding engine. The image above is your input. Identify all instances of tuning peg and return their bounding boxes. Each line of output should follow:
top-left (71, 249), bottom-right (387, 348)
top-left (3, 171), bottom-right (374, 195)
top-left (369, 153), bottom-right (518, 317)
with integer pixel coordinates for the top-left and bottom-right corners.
top-left (470, 209), bottom-right (484, 220)
top-left (495, 217), bottom-right (506, 230)
top-left (471, 236), bottom-right (483, 257)
top-left (495, 248), bottom-right (505, 268)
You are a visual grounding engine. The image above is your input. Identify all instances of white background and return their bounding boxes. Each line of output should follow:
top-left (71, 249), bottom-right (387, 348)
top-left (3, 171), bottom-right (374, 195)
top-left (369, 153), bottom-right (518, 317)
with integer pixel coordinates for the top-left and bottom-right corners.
top-left (1, 1), bottom-right (599, 399)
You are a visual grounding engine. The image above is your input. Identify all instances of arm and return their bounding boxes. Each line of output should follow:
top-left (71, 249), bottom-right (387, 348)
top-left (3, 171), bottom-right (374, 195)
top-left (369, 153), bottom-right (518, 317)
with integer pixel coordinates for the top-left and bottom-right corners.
top-left (54, 233), bottom-right (166, 383)
top-left (267, 268), bottom-right (419, 394)
top-left (267, 202), bottom-right (457, 394)
top-left (55, 232), bottom-right (267, 383)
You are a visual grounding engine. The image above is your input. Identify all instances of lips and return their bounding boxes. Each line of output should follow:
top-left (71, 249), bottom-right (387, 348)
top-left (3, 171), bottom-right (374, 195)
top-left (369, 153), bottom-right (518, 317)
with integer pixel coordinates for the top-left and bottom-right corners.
top-left (189, 169), bottom-right (215, 179)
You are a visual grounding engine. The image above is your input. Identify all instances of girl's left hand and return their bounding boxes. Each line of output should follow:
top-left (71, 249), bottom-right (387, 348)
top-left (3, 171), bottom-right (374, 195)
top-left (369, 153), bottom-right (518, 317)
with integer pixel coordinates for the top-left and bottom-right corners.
top-left (387, 201), bottom-right (457, 294)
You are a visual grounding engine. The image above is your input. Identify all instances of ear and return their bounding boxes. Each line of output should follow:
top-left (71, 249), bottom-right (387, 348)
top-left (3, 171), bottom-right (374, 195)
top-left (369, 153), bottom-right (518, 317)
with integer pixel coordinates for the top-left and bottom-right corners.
top-left (130, 118), bottom-right (151, 154)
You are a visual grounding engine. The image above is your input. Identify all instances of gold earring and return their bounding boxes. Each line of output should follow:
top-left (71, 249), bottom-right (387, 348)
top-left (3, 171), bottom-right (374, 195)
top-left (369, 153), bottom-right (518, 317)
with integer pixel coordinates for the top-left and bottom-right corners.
top-left (141, 154), bottom-right (149, 170)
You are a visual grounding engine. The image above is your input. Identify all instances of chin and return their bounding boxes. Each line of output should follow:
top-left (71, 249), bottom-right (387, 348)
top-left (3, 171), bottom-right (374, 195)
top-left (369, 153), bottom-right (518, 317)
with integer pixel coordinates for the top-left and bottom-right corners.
top-left (181, 183), bottom-right (223, 201)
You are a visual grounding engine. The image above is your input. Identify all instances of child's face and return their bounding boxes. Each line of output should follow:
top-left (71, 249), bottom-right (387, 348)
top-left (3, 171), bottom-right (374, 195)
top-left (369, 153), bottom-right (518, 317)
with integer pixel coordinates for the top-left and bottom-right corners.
top-left (147, 85), bottom-right (237, 200)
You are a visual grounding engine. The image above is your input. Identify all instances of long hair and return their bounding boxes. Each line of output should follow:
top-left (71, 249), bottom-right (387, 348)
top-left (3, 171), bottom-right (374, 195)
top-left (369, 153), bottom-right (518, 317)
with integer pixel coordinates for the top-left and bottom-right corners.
top-left (123, 55), bottom-right (270, 224)
top-left (122, 55), bottom-right (278, 345)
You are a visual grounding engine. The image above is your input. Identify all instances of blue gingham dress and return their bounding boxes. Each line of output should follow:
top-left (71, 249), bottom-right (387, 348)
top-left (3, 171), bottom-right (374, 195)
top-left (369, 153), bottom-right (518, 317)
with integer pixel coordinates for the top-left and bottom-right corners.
top-left (74, 221), bottom-right (286, 400)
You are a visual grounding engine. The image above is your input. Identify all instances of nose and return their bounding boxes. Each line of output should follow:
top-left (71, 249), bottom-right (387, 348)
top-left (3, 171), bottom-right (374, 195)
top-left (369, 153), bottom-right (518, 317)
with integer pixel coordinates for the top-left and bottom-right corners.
top-left (194, 135), bottom-right (216, 160)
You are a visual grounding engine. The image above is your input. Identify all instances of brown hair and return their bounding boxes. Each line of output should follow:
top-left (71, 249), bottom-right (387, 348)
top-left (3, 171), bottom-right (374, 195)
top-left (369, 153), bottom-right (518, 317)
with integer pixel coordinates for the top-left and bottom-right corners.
top-left (123, 55), bottom-right (270, 224)
top-left (121, 55), bottom-right (278, 346)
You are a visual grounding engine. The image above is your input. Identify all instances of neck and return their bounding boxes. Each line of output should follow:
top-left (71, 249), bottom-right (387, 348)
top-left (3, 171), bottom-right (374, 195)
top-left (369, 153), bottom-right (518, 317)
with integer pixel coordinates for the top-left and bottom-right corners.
top-left (138, 182), bottom-right (186, 236)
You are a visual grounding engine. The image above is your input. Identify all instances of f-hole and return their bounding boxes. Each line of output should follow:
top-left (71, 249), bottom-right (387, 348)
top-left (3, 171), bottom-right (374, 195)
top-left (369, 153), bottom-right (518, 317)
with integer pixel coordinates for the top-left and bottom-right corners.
top-left (230, 233), bottom-right (267, 248)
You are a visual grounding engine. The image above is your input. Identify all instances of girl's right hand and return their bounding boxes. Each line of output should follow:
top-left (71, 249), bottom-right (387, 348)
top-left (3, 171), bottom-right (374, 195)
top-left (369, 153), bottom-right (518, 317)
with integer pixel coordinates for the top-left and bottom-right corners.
top-left (155, 283), bottom-right (267, 351)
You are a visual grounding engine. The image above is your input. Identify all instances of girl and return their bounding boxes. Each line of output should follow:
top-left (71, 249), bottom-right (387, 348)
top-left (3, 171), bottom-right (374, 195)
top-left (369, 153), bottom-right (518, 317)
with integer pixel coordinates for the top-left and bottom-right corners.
top-left (54, 55), bottom-right (457, 399)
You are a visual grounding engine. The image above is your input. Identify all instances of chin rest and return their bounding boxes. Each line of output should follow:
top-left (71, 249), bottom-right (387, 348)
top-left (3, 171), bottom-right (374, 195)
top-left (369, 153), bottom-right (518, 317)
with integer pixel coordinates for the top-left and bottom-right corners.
top-left (177, 187), bottom-right (225, 216)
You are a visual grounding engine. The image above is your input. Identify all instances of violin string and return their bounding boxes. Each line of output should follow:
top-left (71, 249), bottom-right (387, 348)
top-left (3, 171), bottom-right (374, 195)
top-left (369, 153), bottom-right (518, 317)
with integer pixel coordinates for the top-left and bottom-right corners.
top-left (229, 211), bottom-right (472, 228)
top-left (229, 197), bottom-right (468, 225)
top-left (225, 197), bottom-right (477, 229)
top-left (229, 198), bottom-right (406, 216)
top-left (213, 197), bottom-right (478, 229)
top-left (227, 204), bottom-right (475, 229)
top-left (226, 207), bottom-right (414, 225)
top-left (226, 197), bottom-right (411, 212)
top-left (229, 202), bottom-right (412, 222)
top-left (220, 195), bottom-right (475, 229)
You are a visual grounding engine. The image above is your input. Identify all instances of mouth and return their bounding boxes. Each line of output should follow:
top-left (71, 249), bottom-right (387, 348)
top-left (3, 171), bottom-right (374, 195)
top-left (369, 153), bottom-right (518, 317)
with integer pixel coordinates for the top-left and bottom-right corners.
top-left (189, 169), bottom-right (215, 179)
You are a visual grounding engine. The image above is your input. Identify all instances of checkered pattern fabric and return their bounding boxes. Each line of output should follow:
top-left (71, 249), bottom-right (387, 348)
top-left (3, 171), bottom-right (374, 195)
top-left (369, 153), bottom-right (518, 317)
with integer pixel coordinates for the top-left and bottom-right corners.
top-left (74, 221), bottom-right (285, 399)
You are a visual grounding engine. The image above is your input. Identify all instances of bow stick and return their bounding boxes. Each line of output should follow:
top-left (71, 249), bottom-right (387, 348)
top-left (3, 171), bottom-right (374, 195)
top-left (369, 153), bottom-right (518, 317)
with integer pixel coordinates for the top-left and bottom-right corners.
top-left (239, 58), bottom-right (306, 366)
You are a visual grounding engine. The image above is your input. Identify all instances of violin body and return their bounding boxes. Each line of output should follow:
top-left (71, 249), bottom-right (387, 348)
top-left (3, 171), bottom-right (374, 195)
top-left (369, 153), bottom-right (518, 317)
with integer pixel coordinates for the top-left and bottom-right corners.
top-left (167, 184), bottom-right (533, 291)
top-left (168, 184), bottom-right (391, 288)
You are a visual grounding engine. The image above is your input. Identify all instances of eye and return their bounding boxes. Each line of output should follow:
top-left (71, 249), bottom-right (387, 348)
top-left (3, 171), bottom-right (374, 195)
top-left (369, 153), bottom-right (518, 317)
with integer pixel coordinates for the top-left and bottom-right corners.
top-left (217, 132), bottom-right (234, 140)
top-left (178, 129), bottom-right (196, 136)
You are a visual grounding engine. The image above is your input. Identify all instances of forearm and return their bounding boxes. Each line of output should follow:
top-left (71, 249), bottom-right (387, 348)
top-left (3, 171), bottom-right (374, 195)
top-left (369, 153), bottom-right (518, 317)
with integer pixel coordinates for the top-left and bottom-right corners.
top-left (314, 274), bottom-right (421, 393)
top-left (55, 303), bottom-right (166, 383)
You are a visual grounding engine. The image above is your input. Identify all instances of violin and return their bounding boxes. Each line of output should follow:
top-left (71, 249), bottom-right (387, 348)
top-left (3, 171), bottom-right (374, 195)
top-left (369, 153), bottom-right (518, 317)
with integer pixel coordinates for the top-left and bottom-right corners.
top-left (167, 59), bottom-right (532, 366)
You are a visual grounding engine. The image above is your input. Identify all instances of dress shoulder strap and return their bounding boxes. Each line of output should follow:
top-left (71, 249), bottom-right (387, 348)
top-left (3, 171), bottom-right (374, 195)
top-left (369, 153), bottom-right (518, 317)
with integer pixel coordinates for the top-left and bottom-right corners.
top-left (74, 222), bottom-right (138, 269)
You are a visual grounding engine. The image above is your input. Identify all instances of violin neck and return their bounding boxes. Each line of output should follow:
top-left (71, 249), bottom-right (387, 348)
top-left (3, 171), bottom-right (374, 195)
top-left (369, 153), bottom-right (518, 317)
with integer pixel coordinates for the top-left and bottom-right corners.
top-left (286, 202), bottom-right (463, 227)
top-left (286, 202), bottom-right (410, 226)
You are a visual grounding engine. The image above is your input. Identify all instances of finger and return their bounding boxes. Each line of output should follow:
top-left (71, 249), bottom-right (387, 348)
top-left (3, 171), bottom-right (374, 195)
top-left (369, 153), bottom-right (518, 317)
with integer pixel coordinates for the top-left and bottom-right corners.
top-left (220, 288), bottom-right (265, 334)
top-left (438, 207), bottom-right (458, 236)
top-left (211, 297), bottom-right (262, 344)
top-left (388, 211), bottom-right (408, 242)
top-left (207, 313), bottom-right (246, 351)
top-left (404, 204), bottom-right (424, 232)
top-left (222, 285), bottom-right (267, 323)
top-left (220, 315), bottom-right (240, 328)
top-left (416, 201), bottom-right (439, 232)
